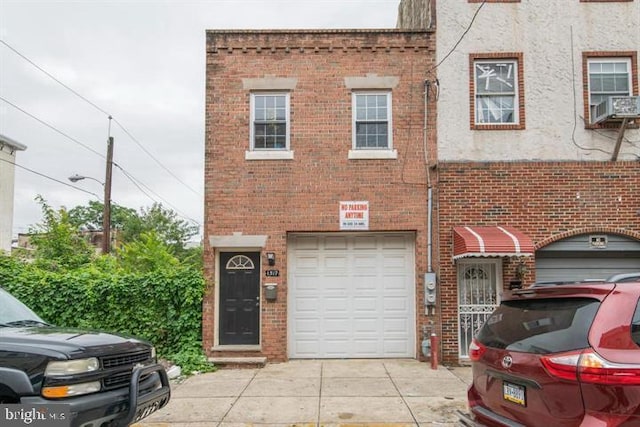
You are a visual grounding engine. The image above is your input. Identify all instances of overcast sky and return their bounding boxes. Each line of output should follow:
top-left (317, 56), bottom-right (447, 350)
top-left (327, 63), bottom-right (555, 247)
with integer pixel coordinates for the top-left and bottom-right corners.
top-left (0, 0), bottom-right (400, 240)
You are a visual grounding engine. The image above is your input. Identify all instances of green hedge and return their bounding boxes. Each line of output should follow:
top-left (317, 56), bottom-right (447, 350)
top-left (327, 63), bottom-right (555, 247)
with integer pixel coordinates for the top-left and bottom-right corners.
top-left (0, 256), bottom-right (204, 358)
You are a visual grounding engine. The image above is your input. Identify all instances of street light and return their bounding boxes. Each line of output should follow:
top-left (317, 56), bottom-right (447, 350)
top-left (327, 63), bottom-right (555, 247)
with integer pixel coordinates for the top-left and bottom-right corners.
top-left (68, 174), bottom-right (104, 187)
top-left (69, 142), bottom-right (113, 255)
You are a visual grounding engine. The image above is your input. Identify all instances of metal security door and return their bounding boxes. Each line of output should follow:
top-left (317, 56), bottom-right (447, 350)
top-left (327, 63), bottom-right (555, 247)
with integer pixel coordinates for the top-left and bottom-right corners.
top-left (457, 260), bottom-right (501, 358)
top-left (219, 252), bottom-right (260, 345)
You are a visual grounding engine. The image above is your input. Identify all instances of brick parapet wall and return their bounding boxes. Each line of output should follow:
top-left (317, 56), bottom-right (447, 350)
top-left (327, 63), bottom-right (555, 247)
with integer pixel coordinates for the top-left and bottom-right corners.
top-left (437, 161), bottom-right (640, 363)
top-left (204, 30), bottom-right (437, 362)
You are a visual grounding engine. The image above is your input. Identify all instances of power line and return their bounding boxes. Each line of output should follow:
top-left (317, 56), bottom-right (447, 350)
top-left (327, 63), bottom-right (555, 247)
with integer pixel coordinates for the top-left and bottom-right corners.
top-left (0, 157), bottom-right (101, 199)
top-left (115, 164), bottom-right (202, 226)
top-left (427, 0), bottom-right (487, 74)
top-left (113, 119), bottom-right (201, 197)
top-left (0, 96), bottom-right (106, 159)
top-left (0, 38), bottom-right (202, 197)
top-left (0, 98), bottom-right (201, 226)
top-left (0, 39), bottom-right (112, 117)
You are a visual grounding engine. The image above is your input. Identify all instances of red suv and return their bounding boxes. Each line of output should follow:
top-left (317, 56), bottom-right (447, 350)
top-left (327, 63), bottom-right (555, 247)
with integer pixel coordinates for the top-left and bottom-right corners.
top-left (458, 281), bottom-right (640, 427)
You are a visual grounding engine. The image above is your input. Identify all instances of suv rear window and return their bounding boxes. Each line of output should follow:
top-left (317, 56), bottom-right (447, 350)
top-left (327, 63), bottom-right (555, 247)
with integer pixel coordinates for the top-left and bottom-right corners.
top-left (476, 298), bottom-right (600, 354)
top-left (633, 299), bottom-right (640, 347)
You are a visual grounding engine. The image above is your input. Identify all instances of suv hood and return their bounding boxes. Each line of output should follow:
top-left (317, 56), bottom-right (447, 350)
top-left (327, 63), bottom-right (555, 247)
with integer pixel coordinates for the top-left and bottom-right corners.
top-left (0, 326), bottom-right (150, 359)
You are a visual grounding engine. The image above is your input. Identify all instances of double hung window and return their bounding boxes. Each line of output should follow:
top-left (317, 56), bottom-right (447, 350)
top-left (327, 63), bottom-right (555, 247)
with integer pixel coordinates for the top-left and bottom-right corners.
top-left (250, 93), bottom-right (289, 151)
top-left (588, 58), bottom-right (632, 108)
top-left (474, 59), bottom-right (518, 125)
top-left (470, 53), bottom-right (525, 130)
top-left (583, 53), bottom-right (637, 127)
top-left (353, 92), bottom-right (392, 150)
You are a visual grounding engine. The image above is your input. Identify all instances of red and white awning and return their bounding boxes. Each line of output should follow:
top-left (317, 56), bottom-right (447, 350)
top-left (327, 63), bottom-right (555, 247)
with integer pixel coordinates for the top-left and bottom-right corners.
top-left (453, 226), bottom-right (534, 260)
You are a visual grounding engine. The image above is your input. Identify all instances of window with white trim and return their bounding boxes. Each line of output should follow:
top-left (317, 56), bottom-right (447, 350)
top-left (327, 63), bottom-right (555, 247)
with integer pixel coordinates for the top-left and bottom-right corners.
top-left (352, 92), bottom-right (392, 150)
top-left (250, 93), bottom-right (290, 151)
top-left (587, 58), bottom-right (632, 110)
top-left (474, 59), bottom-right (519, 125)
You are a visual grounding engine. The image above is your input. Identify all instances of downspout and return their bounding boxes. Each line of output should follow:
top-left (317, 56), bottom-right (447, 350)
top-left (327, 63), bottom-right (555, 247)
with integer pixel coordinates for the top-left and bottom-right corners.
top-left (424, 80), bottom-right (433, 273)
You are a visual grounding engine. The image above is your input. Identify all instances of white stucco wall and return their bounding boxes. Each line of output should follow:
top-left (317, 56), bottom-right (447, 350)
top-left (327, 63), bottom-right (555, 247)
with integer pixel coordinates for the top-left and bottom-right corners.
top-left (0, 148), bottom-right (17, 253)
top-left (436, 0), bottom-right (640, 161)
top-left (0, 136), bottom-right (26, 253)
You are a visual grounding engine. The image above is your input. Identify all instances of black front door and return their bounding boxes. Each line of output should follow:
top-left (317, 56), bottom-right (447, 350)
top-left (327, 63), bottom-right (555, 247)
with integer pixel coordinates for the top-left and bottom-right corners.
top-left (219, 252), bottom-right (260, 345)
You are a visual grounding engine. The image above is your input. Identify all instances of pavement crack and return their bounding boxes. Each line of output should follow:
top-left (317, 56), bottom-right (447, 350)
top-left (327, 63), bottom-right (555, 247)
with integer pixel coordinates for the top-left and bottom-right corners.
top-left (216, 369), bottom-right (261, 427)
top-left (383, 362), bottom-right (420, 426)
top-left (317, 362), bottom-right (324, 427)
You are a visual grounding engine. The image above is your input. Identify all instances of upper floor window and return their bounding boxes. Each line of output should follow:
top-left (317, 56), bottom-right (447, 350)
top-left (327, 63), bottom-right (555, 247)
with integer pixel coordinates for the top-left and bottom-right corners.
top-left (250, 93), bottom-right (289, 151)
top-left (583, 52), bottom-right (637, 127)
top-left (588, 59), bottom-right (631, 105)
top-left (470, 53), bottom-right (525, 130)
top-left (353, 92), bottom-right (392, 150)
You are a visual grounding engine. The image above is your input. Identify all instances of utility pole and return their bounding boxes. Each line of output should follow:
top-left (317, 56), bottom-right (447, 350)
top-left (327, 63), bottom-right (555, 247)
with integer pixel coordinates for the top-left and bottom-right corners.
top-left (103, 135), bottom-right (114, 254)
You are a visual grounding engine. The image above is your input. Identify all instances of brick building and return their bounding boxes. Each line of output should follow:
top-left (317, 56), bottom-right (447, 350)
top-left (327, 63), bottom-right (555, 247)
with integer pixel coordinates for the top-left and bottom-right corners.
top-left (399, 0), bottom-right (640, 363)
top-left (203, 30), bottom-right (436, 363)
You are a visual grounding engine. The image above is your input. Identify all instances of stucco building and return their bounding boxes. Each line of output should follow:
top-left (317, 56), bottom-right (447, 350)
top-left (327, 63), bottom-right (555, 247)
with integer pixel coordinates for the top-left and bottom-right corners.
top-left (0, 134), bottom-right (27, 253)
top-left (203, 29), bottom-right (436, 362)
top-left (400, 0), bottom-right (640, 363)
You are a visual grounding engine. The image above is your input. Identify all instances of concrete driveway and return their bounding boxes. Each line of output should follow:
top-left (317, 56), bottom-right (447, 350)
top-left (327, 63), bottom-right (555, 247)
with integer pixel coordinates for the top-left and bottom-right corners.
top-left (136, 359), bottom-right (472, 426)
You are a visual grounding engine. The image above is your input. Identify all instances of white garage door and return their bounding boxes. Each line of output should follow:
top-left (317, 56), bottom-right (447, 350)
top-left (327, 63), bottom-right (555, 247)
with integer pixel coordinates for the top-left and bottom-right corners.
top-left (288, 233), bottom-right (415, 358)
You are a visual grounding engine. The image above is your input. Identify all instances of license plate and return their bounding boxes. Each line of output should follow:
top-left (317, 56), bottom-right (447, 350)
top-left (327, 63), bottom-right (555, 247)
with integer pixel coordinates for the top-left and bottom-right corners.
top-left (503, 381), bottom-right (526, 406)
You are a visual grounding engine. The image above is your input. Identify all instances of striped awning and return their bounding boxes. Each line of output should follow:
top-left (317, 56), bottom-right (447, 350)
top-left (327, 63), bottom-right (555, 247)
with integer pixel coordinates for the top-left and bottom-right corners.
top-left (453, 226), bottom-right (534, 260)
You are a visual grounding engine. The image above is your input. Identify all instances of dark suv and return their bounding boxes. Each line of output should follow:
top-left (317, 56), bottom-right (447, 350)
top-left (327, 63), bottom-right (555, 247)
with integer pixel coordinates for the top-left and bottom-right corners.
top-left (0, 287), bottom-right (171, 427)
top-left (458, 281), bottom-right (640, 426)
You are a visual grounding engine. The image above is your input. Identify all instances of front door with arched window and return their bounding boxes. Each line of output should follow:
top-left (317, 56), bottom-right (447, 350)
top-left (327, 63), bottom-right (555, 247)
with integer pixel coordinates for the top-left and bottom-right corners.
top-left (457, 259), bottom-right (502, 358)
top-left (219, 252), bottom-right (260, 345)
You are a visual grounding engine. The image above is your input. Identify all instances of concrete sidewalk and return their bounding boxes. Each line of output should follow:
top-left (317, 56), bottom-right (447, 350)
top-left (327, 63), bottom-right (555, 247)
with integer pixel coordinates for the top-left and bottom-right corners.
top-left (137, 359), bottom-right (472, 426)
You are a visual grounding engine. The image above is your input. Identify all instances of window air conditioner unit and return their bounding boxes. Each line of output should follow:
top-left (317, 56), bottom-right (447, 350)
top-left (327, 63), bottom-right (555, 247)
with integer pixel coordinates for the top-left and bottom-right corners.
top-left (591, 96), bottom-right (640, 125)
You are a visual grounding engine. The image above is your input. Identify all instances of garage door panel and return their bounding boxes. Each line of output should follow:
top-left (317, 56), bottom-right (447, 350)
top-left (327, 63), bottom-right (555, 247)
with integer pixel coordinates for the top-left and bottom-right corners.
top-left (325, 255), bottom-right (348, 269)
top-left (325, 297), bottom-right (349, 312)
top-left (383, 296), bottom-right (410, 312)
top-left (354, 235), bottom-right (377, 249)
top-left (383, 275), bottom-right (408, 291)
top-left (288, 233), bottom-right (415, 359)
top-left (354, 254), bottom-right (378, 268)
top-left (384, 254), bottom-right (409, 269)
top-left (296, 236), bottom-right (321, 250)
top-left (325, 236), bottom-right (348, 249)
top-left (294, 318), bottom-right (319, 333)
top-left (354, 317), bottom-right (378, 331)
top-left (353, 297), bottom-right (377, 311)
top-left (383, 235), bottom-right (408, 248)
top-left (294, 297), bottom-right (319, 312)
top-left (384, 317), bottom-right (408, 333)
top-left (384, 339), bottom-right (410, 355)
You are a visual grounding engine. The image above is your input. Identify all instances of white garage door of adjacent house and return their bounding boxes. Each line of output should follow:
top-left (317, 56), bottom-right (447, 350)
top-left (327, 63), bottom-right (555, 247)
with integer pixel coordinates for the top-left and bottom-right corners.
top-left (288, 233), bottom-right (415, 359)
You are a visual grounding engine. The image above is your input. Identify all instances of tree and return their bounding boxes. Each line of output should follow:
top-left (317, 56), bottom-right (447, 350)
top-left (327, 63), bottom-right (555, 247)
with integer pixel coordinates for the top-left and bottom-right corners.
top-left (116, 231), bottom-right (179, 273)
top-left (68, 200), bottom-right (138, 233)
top-left (27, 196), bottom-right (95, 270)
top-left (125, 203), bottom-right (199, 258)
top-left (68, 201), bottom-right (199, 257)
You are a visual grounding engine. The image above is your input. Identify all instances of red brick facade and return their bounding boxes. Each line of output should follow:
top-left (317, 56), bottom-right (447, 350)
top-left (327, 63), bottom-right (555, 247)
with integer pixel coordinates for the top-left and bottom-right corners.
top-left (204, 30), bottom-right (436, 362)
top-left (437, 161), bottom-right (640, 363)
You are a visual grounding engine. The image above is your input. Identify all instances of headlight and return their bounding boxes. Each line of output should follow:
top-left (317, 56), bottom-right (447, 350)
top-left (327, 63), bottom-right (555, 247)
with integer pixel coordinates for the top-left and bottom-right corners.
top-left (151, 346), bottom-right (156, 360)
top-left (42, 381), bottom-right (101, 398)
top-left (45, 358), bottom-right (99, 376)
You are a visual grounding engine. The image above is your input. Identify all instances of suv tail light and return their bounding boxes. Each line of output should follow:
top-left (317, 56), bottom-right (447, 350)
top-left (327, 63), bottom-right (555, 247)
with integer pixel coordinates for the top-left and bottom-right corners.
top-left (469, 339), bottom-right (486, 362)
top-left (540, 350), bottom-right (582, 381)
top-left (541, 349), bottom-right (640, 385)
top-left (579, 350), bottom-right (640, 385)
